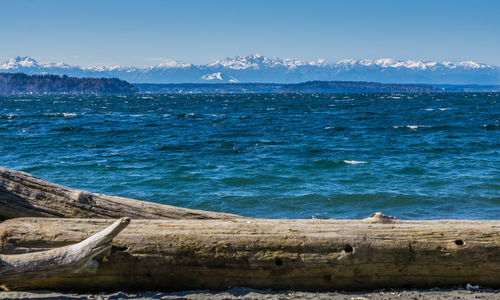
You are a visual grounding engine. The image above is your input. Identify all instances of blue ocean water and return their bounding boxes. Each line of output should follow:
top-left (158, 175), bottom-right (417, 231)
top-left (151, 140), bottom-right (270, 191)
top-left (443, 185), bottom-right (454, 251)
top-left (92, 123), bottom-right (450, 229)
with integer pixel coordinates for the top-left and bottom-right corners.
top-left (0, 93), bottom-right (499, 219)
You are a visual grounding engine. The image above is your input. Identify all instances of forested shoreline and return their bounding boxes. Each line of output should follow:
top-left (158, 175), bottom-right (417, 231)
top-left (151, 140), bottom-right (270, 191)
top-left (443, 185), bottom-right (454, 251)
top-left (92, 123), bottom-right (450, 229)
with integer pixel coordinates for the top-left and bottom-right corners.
top-left (0, 73), bottom-right (138, 95)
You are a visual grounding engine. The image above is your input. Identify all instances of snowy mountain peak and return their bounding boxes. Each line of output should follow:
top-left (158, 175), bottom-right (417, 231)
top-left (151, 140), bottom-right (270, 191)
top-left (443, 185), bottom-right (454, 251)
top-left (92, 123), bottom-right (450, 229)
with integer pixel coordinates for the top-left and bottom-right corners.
top-left (207, 54), bottom-right (335, 70)
top-left (333, 58), bottom-right (493, 71)
top-left (1, 56), bottom-right (39, 69)
top-left (0, 55), bottom-right (498, 84)
top-left (155, 59), bottom-right (191, 69)
top-left (208, 54), bottom-right (270, 70)
top-left (457, 61), bottom-right (490, 69)
top-left (201, 72), bottom-right (223, 81)
top-left (0, 56), bottom-right (75, 70)
top-left (375, 58), bottom-right (397, 67)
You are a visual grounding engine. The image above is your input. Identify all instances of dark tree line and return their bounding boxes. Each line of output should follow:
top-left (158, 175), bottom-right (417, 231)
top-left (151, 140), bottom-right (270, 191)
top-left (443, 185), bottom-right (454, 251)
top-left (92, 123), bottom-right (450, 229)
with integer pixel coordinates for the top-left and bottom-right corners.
top-left (0, 73), bottom-right (138, 95)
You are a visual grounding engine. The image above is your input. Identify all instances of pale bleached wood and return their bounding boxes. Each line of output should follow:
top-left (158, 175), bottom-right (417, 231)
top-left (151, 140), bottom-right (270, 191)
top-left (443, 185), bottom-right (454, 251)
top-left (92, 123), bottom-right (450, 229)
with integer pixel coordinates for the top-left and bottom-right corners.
top-left (1, 216), bottom-right (500, 291)
top-left (0, 166), bottom-right (241, 220)
top-left (0, 217), bottom-right (129, 288)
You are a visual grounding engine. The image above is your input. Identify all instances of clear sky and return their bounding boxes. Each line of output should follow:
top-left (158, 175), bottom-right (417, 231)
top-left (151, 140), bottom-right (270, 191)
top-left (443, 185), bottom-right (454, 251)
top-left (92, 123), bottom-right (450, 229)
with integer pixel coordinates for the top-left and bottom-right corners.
top-left (1, 0), bottom-right (499, 66)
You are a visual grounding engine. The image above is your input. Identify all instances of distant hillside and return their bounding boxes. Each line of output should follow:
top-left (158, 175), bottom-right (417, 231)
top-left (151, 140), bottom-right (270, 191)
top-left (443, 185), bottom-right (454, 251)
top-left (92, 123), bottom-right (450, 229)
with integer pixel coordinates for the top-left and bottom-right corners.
top-left (135, 81), bottom-right (442, 94)
top-left (0, 73), bottom-right (138, 95)
top-left (280, 81), bottom-right (441, 93)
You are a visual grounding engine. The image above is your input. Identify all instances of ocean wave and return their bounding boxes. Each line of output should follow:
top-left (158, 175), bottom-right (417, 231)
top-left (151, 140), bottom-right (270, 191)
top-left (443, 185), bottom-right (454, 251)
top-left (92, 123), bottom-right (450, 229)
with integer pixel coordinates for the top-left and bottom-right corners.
top-left (53, 126), bottom-right (83, 133)
top-left (0, 113), bottom-right (17, 119)
top-left (43, 112), bottom-right (78, 117)
top-left (393, 125), bottom-right (427, 130)
top-left (343, 160), bottom-right (367, 164)
top-left (176, 113), bottom-right (196, 118)
top-left (298, 159), bottom-right (347, 170)
top-left (324, 126), bottom-right (348, 131)
top-left (481, 124), bottom-right (499, 130)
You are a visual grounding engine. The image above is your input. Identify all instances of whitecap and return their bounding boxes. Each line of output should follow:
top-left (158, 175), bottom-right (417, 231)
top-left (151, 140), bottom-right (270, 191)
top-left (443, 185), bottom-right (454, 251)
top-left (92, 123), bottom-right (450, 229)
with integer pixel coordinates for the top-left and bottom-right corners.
top-left (130, 114), bottom-right (144, 117)
top-left (43, 112), bottom-right (77, 117)
top-left (2, 113), bottom-right (17, 119)
top-left (344, 160), bottom-right (367, 165)
top-left (423, 108), bottom-right (434, 111)
top-left (393, 125), bottom-right (425, 130)
top-left (438, 108), bottom-right (450, 111)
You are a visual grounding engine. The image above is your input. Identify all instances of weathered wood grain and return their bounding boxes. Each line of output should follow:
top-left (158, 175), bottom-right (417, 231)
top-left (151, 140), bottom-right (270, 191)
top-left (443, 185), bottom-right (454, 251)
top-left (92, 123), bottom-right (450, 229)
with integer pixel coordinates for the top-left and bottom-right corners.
top-left (1, 216), bottom-right (500, 291)
top-left (0, 166), bottom-right (240, 220)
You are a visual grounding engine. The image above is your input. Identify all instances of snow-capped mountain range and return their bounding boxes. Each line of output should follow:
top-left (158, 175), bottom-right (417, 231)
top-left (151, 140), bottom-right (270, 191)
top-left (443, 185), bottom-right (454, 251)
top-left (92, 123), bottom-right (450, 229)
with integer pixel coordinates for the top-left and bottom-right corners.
top-left (1, 54), bottom-right (499, 84)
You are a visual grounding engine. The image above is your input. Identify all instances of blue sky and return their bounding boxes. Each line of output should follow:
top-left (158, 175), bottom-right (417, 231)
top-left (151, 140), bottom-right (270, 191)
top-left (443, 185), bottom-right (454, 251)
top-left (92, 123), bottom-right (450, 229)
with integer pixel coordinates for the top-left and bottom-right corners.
top-left (1, 0), bottom-right (499, 66)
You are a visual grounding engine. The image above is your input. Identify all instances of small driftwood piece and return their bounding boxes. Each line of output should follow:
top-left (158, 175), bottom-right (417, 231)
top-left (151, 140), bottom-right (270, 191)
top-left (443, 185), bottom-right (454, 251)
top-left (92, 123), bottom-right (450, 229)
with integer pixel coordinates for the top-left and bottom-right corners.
top-left (0, 217), bottom-right (130, 288)
top-left (1, 215), bottom-right (500, 291)
top-left (0, 166), bottom-right (240, 220)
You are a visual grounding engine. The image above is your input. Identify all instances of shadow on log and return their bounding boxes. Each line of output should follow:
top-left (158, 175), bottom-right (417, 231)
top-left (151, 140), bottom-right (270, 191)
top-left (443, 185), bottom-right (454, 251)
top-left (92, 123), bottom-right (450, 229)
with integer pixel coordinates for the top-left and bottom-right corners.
top-left (1, 216), bottom-right (500, 291)
top-left (0, 166), bottom-right (240, 220)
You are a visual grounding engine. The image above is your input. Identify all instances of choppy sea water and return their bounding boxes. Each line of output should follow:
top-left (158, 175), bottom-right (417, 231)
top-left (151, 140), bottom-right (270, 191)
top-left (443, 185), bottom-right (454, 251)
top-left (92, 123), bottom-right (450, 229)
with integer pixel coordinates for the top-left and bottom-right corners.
top-left (0, 93), bottom-right (499, 219)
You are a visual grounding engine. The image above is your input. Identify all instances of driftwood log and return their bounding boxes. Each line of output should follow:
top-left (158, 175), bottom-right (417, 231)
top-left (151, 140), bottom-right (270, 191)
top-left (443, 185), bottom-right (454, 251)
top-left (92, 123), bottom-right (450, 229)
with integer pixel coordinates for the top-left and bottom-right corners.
top-left (1, 215), bottom-right (500, 291)
top-left (0, 166), bottom-right (240, 220)
top-left (0, 218), bottom-right (129, 287)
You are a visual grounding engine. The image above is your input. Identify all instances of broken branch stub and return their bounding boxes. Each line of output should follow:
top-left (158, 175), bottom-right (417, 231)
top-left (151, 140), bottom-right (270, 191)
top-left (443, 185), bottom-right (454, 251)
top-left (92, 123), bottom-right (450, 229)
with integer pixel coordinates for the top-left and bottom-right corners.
top-left (0, 217), bottom-right (130, 286)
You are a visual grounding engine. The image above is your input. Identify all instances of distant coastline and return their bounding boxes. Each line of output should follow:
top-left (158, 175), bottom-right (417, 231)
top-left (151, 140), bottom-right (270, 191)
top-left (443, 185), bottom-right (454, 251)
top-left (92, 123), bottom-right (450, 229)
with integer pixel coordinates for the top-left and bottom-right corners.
top-left (1, 72), bottom-right (500, 95)
top-left (135, 81), bottom-right (500, 94)
top-left (135, 81), bottom-right (440, 94)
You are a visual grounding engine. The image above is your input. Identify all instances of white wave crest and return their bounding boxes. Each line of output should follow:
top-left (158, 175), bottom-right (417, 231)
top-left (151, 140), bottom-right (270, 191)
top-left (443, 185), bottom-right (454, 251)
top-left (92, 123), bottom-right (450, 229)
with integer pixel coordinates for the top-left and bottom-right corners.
top-left (393, 125), bottom-right (426, 130)
top-left (344, 160), bottom-right (367, 165)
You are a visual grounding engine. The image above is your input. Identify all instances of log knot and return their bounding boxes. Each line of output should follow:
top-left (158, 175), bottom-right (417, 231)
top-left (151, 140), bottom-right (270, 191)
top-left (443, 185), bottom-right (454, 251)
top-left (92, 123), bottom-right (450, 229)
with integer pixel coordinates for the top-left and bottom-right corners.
top-left (363, 212), bottom-right (397, 224)
top-left (71, 191), bottom-right (95, 206)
